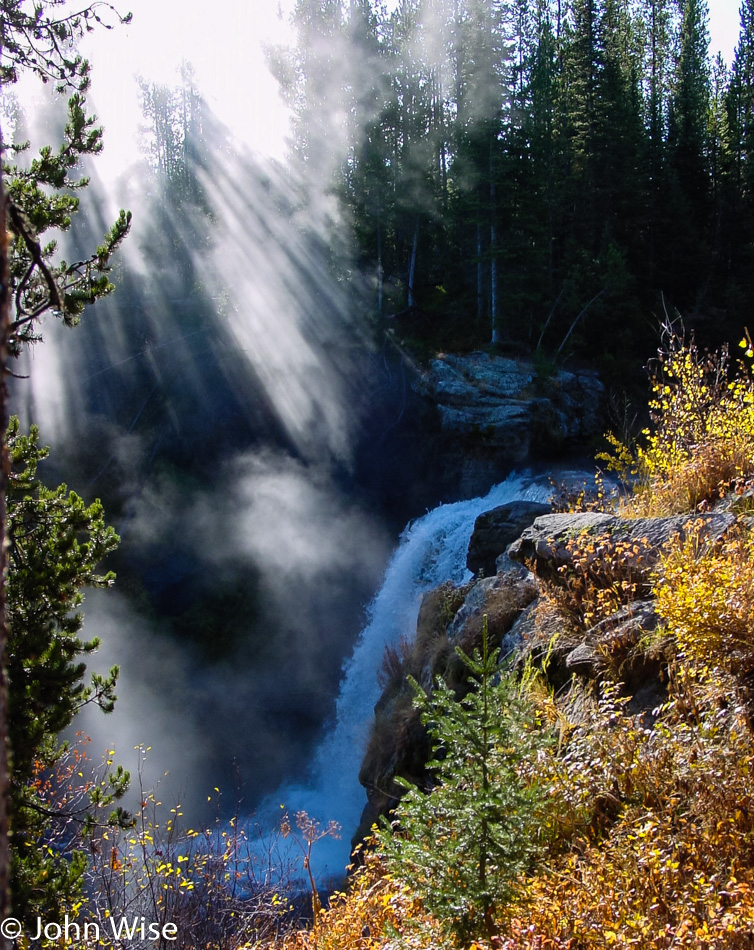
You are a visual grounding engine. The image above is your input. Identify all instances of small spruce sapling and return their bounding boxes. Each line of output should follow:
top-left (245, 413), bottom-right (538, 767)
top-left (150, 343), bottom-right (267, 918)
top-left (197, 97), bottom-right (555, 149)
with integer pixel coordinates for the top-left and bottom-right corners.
top-left (378, 616), bottom-right (551, 945)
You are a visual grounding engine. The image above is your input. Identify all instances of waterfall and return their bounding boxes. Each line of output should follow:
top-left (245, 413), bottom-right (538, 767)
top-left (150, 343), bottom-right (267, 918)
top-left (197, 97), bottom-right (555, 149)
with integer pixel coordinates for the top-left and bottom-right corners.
top-left (262, 470), bottom-right (552, 881)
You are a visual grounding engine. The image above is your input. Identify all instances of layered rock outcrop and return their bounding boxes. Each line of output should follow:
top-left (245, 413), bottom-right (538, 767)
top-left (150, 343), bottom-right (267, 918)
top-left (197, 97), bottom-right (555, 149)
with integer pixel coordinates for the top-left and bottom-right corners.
top-left (414, 353), bottom-right (604, 495)
top-left (355, 496), bottom-right (743, 849)
top-left (508, 510), bottom-right (736, 579)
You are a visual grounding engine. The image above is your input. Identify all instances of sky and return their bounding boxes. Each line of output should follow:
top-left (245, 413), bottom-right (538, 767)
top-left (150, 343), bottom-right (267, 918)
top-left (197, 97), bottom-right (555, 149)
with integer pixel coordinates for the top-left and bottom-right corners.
top-left (709, 0), bottom-right (742, 64)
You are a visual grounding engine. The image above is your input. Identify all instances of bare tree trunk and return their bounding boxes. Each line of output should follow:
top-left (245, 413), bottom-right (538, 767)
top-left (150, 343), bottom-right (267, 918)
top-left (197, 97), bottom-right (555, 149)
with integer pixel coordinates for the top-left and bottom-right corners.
top-left (477, 224), bottom-right (484, 320)
top-left (490, 219), bottom-right (499, 343)
top-left (489, 152), bottom-right (499, 344)
top-left (407, 219), bottom-right (419, 308)
top-left (0, 151), bottom-right (13, 947)
top-left (377, 218), bottom-right (383, 315)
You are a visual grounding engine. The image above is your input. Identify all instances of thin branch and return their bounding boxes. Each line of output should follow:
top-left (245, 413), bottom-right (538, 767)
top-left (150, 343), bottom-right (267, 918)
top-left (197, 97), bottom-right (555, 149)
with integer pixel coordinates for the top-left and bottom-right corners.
top-left (7, 202), bottom-right (62, 312)
top-left (557, 288), bottom-right (606, 355)
top-left (536, 287), bottom-right (564, 351)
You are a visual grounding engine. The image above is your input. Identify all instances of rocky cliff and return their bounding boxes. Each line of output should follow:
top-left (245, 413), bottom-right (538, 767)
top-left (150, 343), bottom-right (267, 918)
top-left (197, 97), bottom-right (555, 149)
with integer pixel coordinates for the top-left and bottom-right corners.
top-left (354, 488), bottom-right (749, 848)
top-left (414, 352), bottom-right (605, 496)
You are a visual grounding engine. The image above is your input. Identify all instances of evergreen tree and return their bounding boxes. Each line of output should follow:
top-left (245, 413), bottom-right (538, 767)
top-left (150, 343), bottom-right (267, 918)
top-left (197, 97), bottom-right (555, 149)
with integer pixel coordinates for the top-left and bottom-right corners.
top-left (0, 1), bottom-right (130, 924)
top-left (137, 63), bottom-right (204, 203)
top-left (725, 0), bottom-right (754, 281)
top-left (4, 419), bottom-right (129, 924)
top-left (728, 0), bottom-right (754, 197)
top-left (666, 0), bottom-right (711, 296)
top-left (3, 99), bottom-right (131, 353)
top-left (528, 0), bottom-right (562, 300)
top-left (669, 0), bottom-right (711, 203)
top-left (563, 0), bottom-right (601, 252)
top-left (641, 0), bottom-right (679, 283)
top-left (340, 0), bottom-right (393, 311)
top-left (378, 619), bottom-right (550, 944)
top-left (708, 52), bottom-right (730, 253)
top-left (450, 0), bottom-right (510, 340)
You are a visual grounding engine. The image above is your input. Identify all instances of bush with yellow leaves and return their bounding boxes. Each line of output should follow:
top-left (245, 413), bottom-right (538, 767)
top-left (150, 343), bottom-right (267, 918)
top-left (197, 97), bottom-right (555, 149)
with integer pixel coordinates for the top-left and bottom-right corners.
top-left (557, 532), bottom-right (654, 628)
top-left (498, 670), bottom-right (754, 949)
top-left (655, 526), bottom-right (754, 686)
top-left (601, 324), bottom-right (754, 515)
top-left (277, 848), bottom-right (430, 950)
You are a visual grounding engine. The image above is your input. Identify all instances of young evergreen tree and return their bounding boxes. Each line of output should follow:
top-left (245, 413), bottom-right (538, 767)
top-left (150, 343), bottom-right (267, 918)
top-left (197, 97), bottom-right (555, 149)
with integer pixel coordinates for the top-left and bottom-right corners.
top-left (378, 619), bottom-right (550, 944)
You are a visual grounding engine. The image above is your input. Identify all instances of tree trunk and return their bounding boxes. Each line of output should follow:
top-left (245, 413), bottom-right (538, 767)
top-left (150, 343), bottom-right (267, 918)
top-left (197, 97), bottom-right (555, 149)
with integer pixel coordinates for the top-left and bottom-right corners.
top-left (490, 219), bottom-right (499, 343)
top-left (407, 219), bottom-right (419, 308)
top-left (489, 147), bottom-right (500, 344)
top-left (0, 150), bottom-right (13, 946)
top-left (477, 224), bottom-right (484, 320)
top-left (377, 218), bottom-right (383, 315)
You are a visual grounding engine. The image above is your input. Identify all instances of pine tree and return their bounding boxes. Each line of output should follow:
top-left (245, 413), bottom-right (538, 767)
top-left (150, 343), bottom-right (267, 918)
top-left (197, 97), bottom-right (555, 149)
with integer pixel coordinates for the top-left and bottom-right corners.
top-left (726, 0), bottom-right (754, 259)
top-left (669, 0), bottom-right (710, 234)
top-left (641, 0), bottom-right (678, 284)
top-left (0, 2), bottom-right (130, 926)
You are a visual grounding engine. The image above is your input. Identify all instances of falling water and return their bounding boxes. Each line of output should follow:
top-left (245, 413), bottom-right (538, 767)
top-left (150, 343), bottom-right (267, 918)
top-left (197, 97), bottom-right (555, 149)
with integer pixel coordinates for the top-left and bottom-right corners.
top-left (263, 471), bottom-right (553, 881)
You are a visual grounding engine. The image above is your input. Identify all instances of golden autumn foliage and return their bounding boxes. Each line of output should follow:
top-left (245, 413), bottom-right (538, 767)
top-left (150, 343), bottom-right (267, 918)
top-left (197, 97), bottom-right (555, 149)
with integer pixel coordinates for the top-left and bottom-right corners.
top-left (655, 527), bottom-right (754, 681)
top-left (277, 850), bottom-right (428, 950)
top-left (601, 327), bottom-right (754, 516)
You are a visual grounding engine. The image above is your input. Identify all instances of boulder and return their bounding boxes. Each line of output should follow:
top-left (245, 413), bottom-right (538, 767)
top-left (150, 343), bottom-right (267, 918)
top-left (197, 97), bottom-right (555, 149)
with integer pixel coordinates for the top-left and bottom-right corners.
top-left (467, 500), bottom-right (552, 577)
top-left (563, 602), bottom-right (658, 677)
top-left (446, 560), bottom-right (539, 654)
top-left (565, 642), bottom-right (601, 676)
top-left (508, 510), bottom-right (736, 581)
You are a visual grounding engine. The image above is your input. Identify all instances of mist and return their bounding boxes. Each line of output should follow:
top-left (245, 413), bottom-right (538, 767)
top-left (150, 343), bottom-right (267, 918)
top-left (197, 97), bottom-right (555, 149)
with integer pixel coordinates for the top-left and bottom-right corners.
top-left (7, 4), bottom-right (402, 840)
top-left (73, 448), bottom-right (390, 820)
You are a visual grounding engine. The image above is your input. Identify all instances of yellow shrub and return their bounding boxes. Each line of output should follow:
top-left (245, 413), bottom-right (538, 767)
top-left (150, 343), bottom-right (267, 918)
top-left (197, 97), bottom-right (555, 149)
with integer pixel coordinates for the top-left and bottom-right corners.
top-left (601, 329), bottom-right (754, 516)
top-left (559, 532), bottom-right (653, 628)
top-left (277, 849), bottom-right (442, 950)
top-left (655, 527), bottom-right (754, 679)
top-left (500, 680), bottom-right (754, 949)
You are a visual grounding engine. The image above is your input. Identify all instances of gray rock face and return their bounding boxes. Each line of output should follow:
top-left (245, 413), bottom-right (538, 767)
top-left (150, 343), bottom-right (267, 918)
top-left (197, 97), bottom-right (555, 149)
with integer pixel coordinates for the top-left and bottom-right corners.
top-left (415, 352), bottom-right (605, 473)
top-left (564, 600), bottom-right (659, 678)
top-left (466, 500), bottom-right (553, 577)
top-left (508, 510), bottom-right (736, 579)
top-left (446, 561), bottom-right (539, 652)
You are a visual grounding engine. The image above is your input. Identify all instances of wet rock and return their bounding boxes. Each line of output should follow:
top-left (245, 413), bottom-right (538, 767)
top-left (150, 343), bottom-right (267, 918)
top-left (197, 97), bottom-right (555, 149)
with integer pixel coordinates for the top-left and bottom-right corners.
top-left (447, 561), bottom-right (539, 652)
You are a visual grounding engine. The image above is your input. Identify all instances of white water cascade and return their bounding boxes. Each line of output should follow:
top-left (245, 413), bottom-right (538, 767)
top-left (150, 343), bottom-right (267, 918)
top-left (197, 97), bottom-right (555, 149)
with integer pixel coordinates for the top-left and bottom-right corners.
top-left (263, 470), bottom-right (553, 881)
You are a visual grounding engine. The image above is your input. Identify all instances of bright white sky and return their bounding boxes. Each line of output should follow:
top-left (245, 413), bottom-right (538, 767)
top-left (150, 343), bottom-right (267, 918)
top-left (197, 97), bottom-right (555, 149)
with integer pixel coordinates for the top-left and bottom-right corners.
top-left (709, 0), bottom-right (742, 64)
top-left (75, 0), bottom-right (298, 177)
top-left (15, 0), bottom-right (745, 183)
